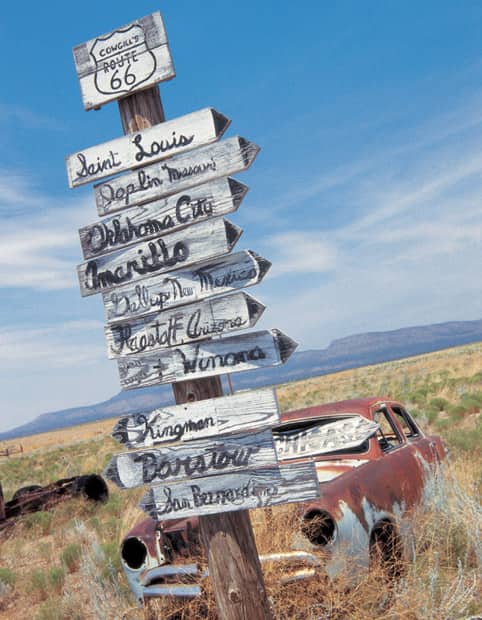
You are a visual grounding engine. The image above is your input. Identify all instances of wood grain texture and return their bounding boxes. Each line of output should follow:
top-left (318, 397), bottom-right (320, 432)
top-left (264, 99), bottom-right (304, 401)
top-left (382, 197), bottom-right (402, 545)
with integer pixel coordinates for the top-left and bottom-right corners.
top-left (66, 108), bottom-right (230, 188)
top-left (117, 329), bottom-right (298, 390)
top-left (104, 429), bottom-right (277, 489)
top-left (73, 12), bottom-right (175, 110)
top-left (105, 292), bottom-right (265, 358)
top-left (139, 462), bottom-right (320, 520)
top-left (102, 250), bottom-right (271, 324)
top-left (77, 217), bottom-right (242, 297)
top-left (94, 136), bottom-right (259, 215)
top-left (79, 177), bottom-right (247, 259)
top-left (111, 388), bottom-right (279, 448)
top-left (273, 416), bottom-right (379, 461)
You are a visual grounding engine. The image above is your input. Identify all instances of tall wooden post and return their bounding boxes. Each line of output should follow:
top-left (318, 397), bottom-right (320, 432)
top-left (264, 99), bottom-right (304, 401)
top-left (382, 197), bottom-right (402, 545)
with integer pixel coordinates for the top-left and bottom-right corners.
top-left (118, 87), bottom-right (273, 620)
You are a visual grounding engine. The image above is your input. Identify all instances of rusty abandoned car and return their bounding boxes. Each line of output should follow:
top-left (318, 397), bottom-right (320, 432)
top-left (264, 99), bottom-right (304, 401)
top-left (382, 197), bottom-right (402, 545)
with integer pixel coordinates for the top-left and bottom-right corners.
top-left (119, 397), bottom-right (446, 604)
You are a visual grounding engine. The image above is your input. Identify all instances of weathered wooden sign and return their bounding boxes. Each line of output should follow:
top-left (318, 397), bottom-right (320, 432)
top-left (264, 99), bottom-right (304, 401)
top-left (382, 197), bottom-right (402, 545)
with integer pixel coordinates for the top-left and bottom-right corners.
top-left (79, 178), bottom-right (247, 259)
top-left (94, 136), bottom-right (259, 215)
top-left (117, 329), bottom-right (297, 390)
top-left (112, 388), bottom-right (279, 449)
top-left (67, 108), bottom-right (230, 188)
top-left (104, 429), bottom-right (277, 489)
top-left (273, 416), bottom-right (379, 461)
top-left (77, 217), bottom-right (241, 297)
top-left (139, 462), bottom-right (320, 520)
top-left (73, 12), bottom-right (175, 110)
top-left (102, 250), bottom-right (271, 324)
top-left (105, 292), bottom-right (265, 358)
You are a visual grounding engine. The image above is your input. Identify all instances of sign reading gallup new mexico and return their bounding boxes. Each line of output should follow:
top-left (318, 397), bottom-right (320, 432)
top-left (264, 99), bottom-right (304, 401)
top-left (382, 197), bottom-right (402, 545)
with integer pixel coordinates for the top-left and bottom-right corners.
top-left (73, 12), bottom-right (175, 110)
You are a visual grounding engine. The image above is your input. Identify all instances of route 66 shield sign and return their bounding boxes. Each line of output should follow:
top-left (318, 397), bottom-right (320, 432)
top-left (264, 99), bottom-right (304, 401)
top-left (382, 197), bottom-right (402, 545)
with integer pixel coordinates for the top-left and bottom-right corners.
top-left (90, 23), bottom-right (157, 96)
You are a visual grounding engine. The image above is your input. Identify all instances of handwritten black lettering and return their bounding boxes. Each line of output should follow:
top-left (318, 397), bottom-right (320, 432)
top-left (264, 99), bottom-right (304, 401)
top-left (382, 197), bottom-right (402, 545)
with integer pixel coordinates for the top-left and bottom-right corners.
top-left (133, 132), bottom-right (195, 162)
top-left (161, 157), bottom-right (216, 183)
top-left (75, 150), bottom-right (121, 180)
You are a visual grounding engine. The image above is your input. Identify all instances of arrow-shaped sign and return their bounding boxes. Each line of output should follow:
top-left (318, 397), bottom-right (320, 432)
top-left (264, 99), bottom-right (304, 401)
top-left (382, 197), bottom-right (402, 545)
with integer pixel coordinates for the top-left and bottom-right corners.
top-left (77, 217), bottom-right (242, 297)
top-left (112, 388), bottom-right (279, 449)
top-left (94, 136), bottom-right (259, 215)
top-left (139, 462), bottom-right (320, 521)
top-left (105, 292), bottom-right (265, 358)
top-left (117, 329), bottom-right (297, 390)
top-left (79, 177), bottom-right (247, 259)
top-left (67, 108), bottom-right (230, 188)
top-left (102, 250), bottom-right (271, 324)
top-left (104, 429), bottom-right (277, 489)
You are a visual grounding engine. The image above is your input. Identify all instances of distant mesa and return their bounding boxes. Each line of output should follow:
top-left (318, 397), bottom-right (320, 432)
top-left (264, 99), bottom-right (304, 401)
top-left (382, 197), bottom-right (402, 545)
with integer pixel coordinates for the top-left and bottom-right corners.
top-left (1, 318), bottom-right (481, 440)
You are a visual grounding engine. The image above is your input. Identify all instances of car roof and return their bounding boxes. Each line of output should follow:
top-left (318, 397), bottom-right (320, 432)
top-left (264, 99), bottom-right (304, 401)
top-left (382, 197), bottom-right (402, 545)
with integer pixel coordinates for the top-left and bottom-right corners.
top-left (279, 396), bottom-right (392, 424)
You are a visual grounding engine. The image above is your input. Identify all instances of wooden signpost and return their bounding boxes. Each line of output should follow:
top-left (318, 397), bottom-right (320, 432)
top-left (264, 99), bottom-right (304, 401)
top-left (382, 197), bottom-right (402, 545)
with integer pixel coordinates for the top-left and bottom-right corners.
top-left (116, 329), bottom-right (297, 389)
top-left (77, 217), bottom-right (242, 296)
top-left (73, 12), bottom-right (175, 110)
top-left (102, 250), bottom-right (271, 323)
top-left (79, 177), bottom-right (247, 258)
top-left (66, 107), bottom-right (230, 187)
top-left (94, 136), bottom-right (259, 215)
top-left (104, 292), bottom-right (265, 357)
top-left (111, 388), bottom-right (279, 449)
top-left (68, 11), bottom-right (317, 620)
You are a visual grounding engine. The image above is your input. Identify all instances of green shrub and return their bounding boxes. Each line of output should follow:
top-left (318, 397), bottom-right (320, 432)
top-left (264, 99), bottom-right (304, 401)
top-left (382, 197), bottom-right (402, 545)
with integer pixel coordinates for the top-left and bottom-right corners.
top-left (100, 541), bottom-right (121, 580)
top-left (48, 566), bottom-right (65, 594)
top-left (34, 598), bottom-right (63, 620)
top-left (0, 567), bottom-right (16, 588)
top-left (30, 568), bottom-right (48, 600)
top-left (429, 397), bottom-right (449, 411)
top-left (23, 511), bottom-right (53, 535)
top-left (60, 543), bottom-right (82, 573)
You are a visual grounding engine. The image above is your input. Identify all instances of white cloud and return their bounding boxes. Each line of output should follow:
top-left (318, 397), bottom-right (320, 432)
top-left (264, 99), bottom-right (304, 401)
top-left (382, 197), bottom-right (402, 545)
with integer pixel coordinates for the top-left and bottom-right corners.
top-left (263, 231), bottom-right (338, 276)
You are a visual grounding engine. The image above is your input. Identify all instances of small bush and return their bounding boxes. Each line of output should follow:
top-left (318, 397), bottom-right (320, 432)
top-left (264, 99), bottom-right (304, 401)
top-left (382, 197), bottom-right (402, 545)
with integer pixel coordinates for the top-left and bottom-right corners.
top-left (0, 567), bottom-right (16, 588)
top-left (48, 566), bottom-right (65, 594)
top-left (23, 511), bottom-right (53, 535)
top-left (60, 543), bottom-right (82, 573)
top-left (34, 598), bottom-right (63, 620)
top-left (429, 397), bottom-right (449, 411)
top-left (30, 568), bottom-right (48, 600)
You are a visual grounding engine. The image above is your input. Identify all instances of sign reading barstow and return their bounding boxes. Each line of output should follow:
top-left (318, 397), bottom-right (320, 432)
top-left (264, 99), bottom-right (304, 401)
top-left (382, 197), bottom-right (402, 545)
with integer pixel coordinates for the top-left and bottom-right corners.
top-left (79, 178), bottom-right (247, 259)
top-left (112, 389), bottom-right (279, 449)
top-left (73, 12), bottom-right (175, 110)
top-left (94, 136), bottom-right (259, 215)
top-left (77, 218), bottom-right (242, 297)
top-left (105, 292), bottom-right (265, 358)
top-left (67, 108), bottom-right (230, 188)
top-left (139, 462), bottom-right (320, 521)
top-left (102, 250), bottom-right (271, 323)
top-left (104, 429), bottom-right (277, 489)
top-left (117, 329), bottom-right (297, 389)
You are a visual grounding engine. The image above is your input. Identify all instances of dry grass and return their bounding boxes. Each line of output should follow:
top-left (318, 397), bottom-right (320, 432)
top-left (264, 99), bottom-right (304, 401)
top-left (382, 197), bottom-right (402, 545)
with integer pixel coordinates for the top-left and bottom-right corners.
top-left (0, 342), bottom-right (481, 619)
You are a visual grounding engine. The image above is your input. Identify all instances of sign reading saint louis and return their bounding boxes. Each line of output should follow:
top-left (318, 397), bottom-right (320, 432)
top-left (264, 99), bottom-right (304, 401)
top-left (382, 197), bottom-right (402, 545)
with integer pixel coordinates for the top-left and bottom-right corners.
top-left (66, 108), bottom-right (230, 188)
top-left (101, 250), bottom-right (271, 323)
top-left (73, 12), bottom-right (175, 110)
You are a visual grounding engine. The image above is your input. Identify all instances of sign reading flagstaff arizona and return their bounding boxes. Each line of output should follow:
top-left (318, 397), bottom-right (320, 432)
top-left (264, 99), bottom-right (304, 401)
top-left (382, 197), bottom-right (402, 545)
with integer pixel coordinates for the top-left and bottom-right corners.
top-left (117, 329), bottom-right (297, 389)
top-left (104, 429), bottom-right (277, 489)
top-left (77, 218), bottom-right (242, 297)
top-left (102, 250), bottom-right (271, 323)
top-left (94, 136), bottom-right (259, 215)
top-left (112, 389), bottom-right (279, 449)
top-left (79, 178), bottom-right (247, 259)
top-left (105, 292), bottom-right (265, 358)
top-left (73, 12), bottom-right (175, 110)
top-left (140, 462), bottom-right (320, 521)
top-left (66, 108), bottom-right (230, 188)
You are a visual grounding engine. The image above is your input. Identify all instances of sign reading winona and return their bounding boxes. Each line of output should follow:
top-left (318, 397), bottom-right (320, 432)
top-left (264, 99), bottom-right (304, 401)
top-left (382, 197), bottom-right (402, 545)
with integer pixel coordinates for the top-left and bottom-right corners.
top-left (77, 217), bottom-right (241, 296)
top-left (94, 136), bottom-right (259, 215)
top-left (67, 108), bottom-right (230, 188)
top-left (117, 329), bottom-right (297, 389)
top-left (79, 178), bottom-right (247, 259)
top-left (102, 250), bottom-right (271, 323)
top-left (73, 12), bottom-right (175, 110)
top-left (105, 292), bottom-right (264, 357)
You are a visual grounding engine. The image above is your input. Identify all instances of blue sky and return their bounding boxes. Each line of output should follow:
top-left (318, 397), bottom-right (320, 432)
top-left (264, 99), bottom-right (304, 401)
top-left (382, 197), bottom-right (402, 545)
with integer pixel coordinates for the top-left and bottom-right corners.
top-left (1, 1), bottom-right (481, 432)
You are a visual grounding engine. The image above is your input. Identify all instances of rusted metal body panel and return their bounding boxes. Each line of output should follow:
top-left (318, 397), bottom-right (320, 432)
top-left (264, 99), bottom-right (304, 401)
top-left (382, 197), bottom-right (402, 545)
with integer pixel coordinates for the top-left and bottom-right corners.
top-left (119, 397), bottom-right (446, 604)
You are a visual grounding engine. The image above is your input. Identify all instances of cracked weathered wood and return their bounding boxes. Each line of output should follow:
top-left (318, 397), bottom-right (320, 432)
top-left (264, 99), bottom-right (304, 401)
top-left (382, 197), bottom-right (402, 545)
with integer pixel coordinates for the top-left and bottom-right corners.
top-left (102, 250), bottom-right (271, 324)
top-left (79, 177), bottom-right (247, 259)
top-left (73, 12), bottom-right (175, 110)
top-left (105, 292), bottom-right (265, 358)
top-left (94, 136), bottom-right (259, 215)
top-left (77, 217), bottom-right (242, 297)
top-left (112, 388), bottom-right (279, 449)
top-left (104, 429), bottom-right (277, 489)
top-left (139, 462), bottom-right (320, 520)
top-left (117, 329), bottom-right (298, 389)
top-left (67, 108), bottom-right (230, 187)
